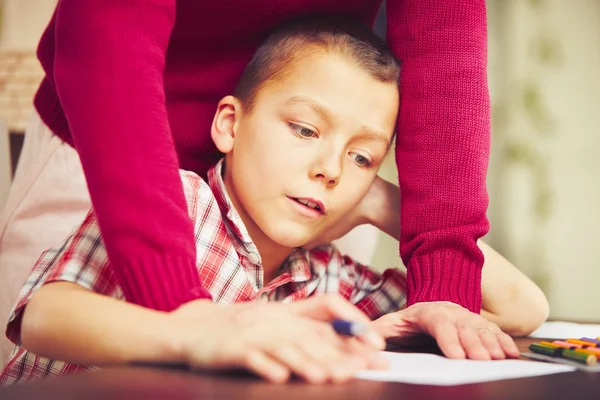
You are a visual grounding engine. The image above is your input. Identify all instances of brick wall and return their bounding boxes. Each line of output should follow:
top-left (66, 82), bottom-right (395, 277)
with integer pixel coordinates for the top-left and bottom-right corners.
top-left (0, 50), bottom-right (43, 131)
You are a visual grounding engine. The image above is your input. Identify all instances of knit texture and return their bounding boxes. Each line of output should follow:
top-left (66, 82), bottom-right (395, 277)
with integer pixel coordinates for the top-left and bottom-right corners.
top-left (33, 0), bottom-right (489, 313)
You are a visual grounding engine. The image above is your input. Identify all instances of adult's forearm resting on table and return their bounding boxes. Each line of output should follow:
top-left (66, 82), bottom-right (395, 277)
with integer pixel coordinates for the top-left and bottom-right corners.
top-left (386, 0), bottom-right (490, 312)
top-left (21, 283), bottom-right (181, 366)
top-left (53, 1), bottom-right (209, 310)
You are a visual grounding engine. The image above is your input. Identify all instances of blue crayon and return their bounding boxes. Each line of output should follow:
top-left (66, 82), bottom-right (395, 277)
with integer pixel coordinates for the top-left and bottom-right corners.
top-left (331, 319), bottom-right (367, 337)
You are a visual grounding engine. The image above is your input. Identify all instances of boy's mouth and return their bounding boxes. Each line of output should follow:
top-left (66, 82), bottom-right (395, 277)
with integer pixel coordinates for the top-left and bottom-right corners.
top-left (287, 196), bottom-right (327, 215)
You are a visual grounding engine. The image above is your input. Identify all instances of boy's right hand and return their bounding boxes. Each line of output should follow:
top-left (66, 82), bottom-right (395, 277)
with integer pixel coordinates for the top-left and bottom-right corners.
top-left (170, 294), bottom-right (388, 383)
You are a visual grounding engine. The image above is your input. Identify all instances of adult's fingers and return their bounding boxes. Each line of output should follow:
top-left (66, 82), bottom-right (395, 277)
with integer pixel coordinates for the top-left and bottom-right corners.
top-left (430, 321), bottom-right (466, 359)
top-left (496, 331), bottom-right (520, 358)
top-left (458, 326), bottom-right (491, 360)
top-left (477, 328), bottom-right (505, 359)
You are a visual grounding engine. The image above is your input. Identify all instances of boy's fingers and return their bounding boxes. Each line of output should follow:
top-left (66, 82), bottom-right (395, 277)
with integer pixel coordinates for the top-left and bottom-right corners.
top-left (298, 340), bottom-right (365, 384)
top-left (242, 350), bottom-right (290, 383)
top-left (297, 340), bottom-right (343, 371)
top-left (267, 345), bottom-right (328, 384)
top-left (344, 338), bottom-right (389, 370)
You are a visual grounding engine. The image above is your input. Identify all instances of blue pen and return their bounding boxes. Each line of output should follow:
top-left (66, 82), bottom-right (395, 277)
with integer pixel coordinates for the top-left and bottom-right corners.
top-left (331, 319), bottom-right (367, 337)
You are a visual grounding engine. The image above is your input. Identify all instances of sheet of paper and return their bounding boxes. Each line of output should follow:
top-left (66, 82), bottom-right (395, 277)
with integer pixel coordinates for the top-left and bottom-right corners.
top-left (529, 321), bottom-right (600, 339)
top-left (356, 352), bottom-right (574, 386)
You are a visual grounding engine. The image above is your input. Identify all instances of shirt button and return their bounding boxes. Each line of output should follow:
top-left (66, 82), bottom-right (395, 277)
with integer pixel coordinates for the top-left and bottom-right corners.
top-left (247, 252), bottom-right (260, 264)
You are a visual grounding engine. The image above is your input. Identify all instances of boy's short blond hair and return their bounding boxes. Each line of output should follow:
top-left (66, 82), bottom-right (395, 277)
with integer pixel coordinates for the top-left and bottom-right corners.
top-left (234, 15), bottom-right (402, 111)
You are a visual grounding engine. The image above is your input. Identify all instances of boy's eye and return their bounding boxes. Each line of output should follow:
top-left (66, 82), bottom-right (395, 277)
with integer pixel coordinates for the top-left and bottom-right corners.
top-left (290, 123), bottom-right (317, 138)
top-left (350, 153), bottom-right (372, 167)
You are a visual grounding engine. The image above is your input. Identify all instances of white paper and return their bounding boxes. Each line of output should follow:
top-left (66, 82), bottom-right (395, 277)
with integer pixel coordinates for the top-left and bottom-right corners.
top-left (356, 352), bottom-right (574, 386)
top-left (529, 321), bottom-right (600, 339)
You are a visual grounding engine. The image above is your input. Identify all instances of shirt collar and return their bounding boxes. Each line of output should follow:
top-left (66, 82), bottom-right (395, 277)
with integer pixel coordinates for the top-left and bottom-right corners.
top-left (207, 159), bottom-right (255, 246)
top-left (206, 159), bottom-right (313, 285)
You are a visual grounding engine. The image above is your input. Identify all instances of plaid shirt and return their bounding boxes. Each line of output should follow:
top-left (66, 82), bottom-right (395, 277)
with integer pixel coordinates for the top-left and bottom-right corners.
top-left (1, 160), bottom-right (407, 386)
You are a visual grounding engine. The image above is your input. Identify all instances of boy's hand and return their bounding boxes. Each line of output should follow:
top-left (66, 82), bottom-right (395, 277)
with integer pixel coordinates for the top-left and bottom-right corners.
top-left (371, 302), bottom-right (520, 360)
top-left (171, 295), bottom-right (388, 383)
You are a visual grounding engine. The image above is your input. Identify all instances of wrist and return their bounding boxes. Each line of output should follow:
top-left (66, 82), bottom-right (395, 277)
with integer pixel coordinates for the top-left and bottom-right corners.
top-left (364, 177), bottom-right (401, 240)
top-left (153, 312), bottom-right (188, 364)
top-left (167, 299), bottom-right (217, 365)
top-left (362, 176), bottom-right (388, 226)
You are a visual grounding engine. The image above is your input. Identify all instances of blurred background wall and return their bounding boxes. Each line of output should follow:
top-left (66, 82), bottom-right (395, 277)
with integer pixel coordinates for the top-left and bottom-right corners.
top-left (374, 0), bottom-right (600, 321)
top-left (1, 0), bottom-right (598, 320)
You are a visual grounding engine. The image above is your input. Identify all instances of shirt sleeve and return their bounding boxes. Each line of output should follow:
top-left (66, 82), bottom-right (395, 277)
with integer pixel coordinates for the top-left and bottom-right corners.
top-left (386, 0), bottom-right (490, 313)
top-left (5, 211), bottom-right (117, 346)
top-left (323, 246), bottom-right (408, 320)
top-left (4, 170), bottom-right (209, 346)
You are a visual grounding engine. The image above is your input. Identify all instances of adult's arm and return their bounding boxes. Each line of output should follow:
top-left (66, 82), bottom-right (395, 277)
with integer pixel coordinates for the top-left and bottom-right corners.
top-left (386, 0), bottom-right (491, 313)
top-left (53, 0), bottom-right (210, 310)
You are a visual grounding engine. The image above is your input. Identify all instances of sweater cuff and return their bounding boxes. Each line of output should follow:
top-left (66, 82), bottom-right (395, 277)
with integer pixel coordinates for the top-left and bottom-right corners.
top-left (114, 254), bottom-right (212, 312)
top-left (406, 251), bottom-right (482, 313)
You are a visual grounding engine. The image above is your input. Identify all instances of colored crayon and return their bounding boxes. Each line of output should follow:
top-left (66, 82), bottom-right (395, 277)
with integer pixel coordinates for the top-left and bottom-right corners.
top-left (562, 349), bottom-right (597, 365)
top-left (552, 340), bottom-right (581, 348)
top-left (529, 343), bottom-right (562, 357)
top-left (566, 339), bottom-right (600, 348)
top-left (580, 337), bottom-right (600, 345)
top-left (572, 348), bottom-right (600, 358)
top-left (529, 343), bottom-right (597, 365)
top-left (543, 341), bottom-right (575, 348)
top-left (548, 340), bottom-right (600, 355)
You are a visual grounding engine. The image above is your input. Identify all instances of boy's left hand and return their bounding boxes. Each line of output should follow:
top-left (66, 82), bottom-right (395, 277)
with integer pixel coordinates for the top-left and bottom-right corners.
top-left (371, 302), bottom-right (520, 360)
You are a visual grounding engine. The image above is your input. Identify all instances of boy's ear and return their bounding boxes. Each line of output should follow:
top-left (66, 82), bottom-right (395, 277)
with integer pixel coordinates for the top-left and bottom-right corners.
top-left (211, 95), bottom-right (242, 154)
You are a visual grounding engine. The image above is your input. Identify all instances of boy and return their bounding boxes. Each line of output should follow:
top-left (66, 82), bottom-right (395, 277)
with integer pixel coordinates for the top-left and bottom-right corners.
top-left (1, 17), bottom-right (548, 386)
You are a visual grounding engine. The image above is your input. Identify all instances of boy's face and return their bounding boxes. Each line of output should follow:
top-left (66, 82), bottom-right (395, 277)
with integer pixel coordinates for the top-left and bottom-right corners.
top-left (212, 50), bottom-right (399, 248)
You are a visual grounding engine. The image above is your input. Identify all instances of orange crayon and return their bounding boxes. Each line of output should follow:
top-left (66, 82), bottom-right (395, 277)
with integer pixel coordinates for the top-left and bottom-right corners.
top-left (566, 339), bottom-right (600, 348)
top-left (551, 340), bottom-right (580, 348)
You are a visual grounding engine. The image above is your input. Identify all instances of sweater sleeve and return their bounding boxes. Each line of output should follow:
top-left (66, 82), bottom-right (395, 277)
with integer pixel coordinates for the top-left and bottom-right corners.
top-left (53, 0), bottom-right (211, 311)
top-left (386, 0), bottom-right (491, 313)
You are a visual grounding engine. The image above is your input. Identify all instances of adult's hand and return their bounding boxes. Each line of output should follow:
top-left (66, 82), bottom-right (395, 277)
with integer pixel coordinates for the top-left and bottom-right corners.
top-left (371, 302), bottom-right (520, 360)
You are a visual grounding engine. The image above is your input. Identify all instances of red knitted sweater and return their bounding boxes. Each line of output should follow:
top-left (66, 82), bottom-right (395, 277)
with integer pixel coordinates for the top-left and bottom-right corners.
top-left (34, 0), bottom-right (490, 312)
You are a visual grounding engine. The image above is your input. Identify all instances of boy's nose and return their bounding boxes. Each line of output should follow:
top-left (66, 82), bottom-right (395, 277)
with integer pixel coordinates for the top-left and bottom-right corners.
top-left (311, 156), bottom-right (342, 188)
top-left (315, 172), bottom-right (339, 187)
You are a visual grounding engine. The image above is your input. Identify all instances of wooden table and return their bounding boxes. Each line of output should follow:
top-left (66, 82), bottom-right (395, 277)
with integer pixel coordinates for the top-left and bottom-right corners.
top-left (1, 338), bottom-right (598, 399)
